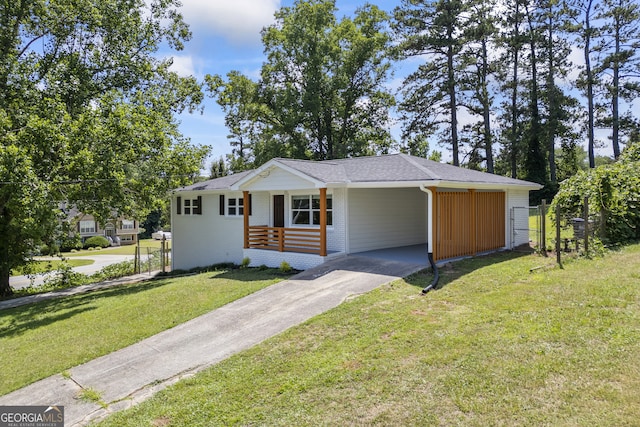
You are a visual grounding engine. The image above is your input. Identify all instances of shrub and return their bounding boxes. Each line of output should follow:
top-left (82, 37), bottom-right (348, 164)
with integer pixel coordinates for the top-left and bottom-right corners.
top-left (241, 257), bottom-right (251, 269)
top-left (83, 236), bottom-right (110, 249)
top-left (552, 155), bottom-right (640, 244)
top-left (279, 261), bottom-right (292, 273)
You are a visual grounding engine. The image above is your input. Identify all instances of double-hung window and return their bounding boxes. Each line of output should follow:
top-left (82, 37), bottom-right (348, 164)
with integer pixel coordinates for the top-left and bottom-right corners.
top-left (121, 220), bottom-right (135, 230)
top-left (227, 198), bottom-right (244, 216)
top-left (291, 194), bottom-right (332, 226)
top-left (176, 196), bottom-right (202, 215)
top-left (79, 220), bottom-right (96, 234)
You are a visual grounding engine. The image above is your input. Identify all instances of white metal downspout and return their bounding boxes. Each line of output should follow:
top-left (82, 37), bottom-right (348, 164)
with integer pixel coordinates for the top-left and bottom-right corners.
top-left (419, 184), bottom-right (439, 294)
top-left (419, 185), bottom-right (434, 255)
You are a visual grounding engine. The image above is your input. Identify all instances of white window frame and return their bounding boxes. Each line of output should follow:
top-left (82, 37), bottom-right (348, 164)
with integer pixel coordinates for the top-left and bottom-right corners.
top-left (227, 197), bottom-right (244, 217)
top-left (79, 220), bottom-right (96, 234)
top-left (121, 220), bottom-right (135, 230)
top-left (290, 193), bottom-right (332, 227)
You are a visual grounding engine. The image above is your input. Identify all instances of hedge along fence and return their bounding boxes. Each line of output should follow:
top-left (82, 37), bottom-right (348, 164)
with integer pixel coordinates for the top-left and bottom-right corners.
top-left (551, 158), bottom-right (640, 247)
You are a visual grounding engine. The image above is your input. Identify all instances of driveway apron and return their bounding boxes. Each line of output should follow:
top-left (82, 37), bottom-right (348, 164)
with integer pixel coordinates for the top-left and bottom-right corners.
top-left (0, 255), bottom-right (424, 426)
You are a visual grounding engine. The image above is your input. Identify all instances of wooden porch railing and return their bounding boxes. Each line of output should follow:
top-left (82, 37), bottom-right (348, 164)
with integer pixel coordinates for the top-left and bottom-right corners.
top-left (247, 226), bottom-right (324, 255)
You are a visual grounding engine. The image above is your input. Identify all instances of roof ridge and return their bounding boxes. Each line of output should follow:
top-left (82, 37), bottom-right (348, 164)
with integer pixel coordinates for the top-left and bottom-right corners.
top-left (398, 153), bottom-right (439, 180)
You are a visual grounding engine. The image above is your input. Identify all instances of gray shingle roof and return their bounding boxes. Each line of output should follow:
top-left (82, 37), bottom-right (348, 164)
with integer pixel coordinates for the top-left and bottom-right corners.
top-left (176, 170), bottom-right (253, 191)
top-left (278, 154), bottom-right (538, 187)
top-left (176, 154), bottom-right (540, 191)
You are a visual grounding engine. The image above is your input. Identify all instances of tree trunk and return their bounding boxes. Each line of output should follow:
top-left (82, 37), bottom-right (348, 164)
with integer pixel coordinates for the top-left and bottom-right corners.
top-left (547, 12), bottom-right (557, 185)
top-left (584, 0), bottom-right (596, 168)
top-left (612, 14), bottom-right (621, 159)
top-left (510, 2), bottom-right (521, 179)
top-left (0, 267), bottom-right (12, 297)
top-left (482, 38), bottom-right (494, 174)
top-left (448, 41), bottom-right (459, 167)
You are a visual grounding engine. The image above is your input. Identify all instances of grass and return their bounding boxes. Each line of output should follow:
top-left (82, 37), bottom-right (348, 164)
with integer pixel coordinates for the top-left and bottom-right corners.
top-left (64, 239), bottom-right (170, 257)
top-left (10, 258), bottom-right (94, 276)
top-left (529, 210), bottom-right (577, 251)
top-left (94, 243), bottom-right (640, 426)
top-left (0, 268), bottom-right (287, 396)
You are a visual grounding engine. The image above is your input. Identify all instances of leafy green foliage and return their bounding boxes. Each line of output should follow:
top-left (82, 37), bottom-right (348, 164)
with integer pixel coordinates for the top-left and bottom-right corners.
top-left (83, 236), bottom-right (110, 249)
top-left (207, 0), bottom-right (394, 169)
top-left (552, 142), bottom-right (640, 243)
top-left (0, 0), bottom-right (209, 296)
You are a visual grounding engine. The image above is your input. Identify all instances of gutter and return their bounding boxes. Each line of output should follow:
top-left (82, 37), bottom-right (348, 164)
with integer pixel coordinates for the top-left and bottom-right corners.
top-left (419, 185), bottom-right (440, 294)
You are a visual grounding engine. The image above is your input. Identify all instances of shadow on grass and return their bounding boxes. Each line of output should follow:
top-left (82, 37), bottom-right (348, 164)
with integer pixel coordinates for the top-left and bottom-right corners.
top-left (0, 278), bottom-right (176, 339)
top-left (211, 268), bottom-right (295, 282)
top-left (403, 250), bottom-right (539, 291)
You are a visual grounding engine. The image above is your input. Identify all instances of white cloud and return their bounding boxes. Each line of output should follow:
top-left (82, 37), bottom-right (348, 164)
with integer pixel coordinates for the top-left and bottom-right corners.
top-left (169, 55), bottom-right (196, 77)
top-left (179, 0), bottom-right (281, 45)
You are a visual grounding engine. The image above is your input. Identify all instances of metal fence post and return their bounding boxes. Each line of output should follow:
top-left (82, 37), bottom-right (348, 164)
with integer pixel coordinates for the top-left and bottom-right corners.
top-left (541, 200), bottom-right (547, 256)
top-left (556, 203), bottom-right (562, 268)
top-left (161, 236), bottom-right (166, 272)
top-left (583, 196), bottom-right (589, 256)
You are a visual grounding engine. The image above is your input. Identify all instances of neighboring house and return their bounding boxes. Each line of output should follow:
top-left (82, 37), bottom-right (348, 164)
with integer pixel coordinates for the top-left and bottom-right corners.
top-left (171, 154), bottom-right (542, 271)
top-left (62, 205), bottom-right (140, 246)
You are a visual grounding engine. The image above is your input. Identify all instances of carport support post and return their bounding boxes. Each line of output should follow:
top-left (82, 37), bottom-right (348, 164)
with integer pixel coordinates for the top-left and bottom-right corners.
top-left (320, 187), bottom-right (327, 256)
top-left (243, 191), bottom-right (250, 249)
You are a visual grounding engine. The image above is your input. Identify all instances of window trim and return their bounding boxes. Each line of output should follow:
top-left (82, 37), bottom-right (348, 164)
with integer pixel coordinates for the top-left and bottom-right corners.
top-left (289, 193), bottom-right (333, 227)
top-left (79, 220), bottom-right (96, 234)
top-left (226, 197), bottom-right (244, 217)
top-left (177, 196), bottom-right (202, 216)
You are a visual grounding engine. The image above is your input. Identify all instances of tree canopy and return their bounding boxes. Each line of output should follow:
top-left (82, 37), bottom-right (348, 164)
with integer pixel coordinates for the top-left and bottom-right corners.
top-left (0, 0), bottom-right (209, 296)
top-left (207, 0), bottom-right (395, 169)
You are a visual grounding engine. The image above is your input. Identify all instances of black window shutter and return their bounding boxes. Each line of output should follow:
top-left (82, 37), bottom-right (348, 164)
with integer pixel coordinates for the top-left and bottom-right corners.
top-left (219, 195), bottom-right (225, 215)
top-left (176, 196), bottom-right (182, 215)
top-left (249, 194), bottom-right (252, 216)
top-left (196, 196), bottom-right (203, 215)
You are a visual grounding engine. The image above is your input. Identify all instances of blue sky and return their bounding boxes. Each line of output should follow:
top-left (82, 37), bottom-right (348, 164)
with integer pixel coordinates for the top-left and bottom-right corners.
top-left (163, 0), bottom-right (610, 171)
top-left (163, 0), bottom-right (401, 170)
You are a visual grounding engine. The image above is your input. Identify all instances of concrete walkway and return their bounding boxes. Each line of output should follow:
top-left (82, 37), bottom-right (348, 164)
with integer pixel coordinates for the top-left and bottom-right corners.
top-left (0, 255), bottom-right (424, 426)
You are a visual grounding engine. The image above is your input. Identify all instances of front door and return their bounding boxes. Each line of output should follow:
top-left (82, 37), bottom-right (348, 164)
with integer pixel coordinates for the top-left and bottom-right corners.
top-left (273, 195), bottom-right (285, 227)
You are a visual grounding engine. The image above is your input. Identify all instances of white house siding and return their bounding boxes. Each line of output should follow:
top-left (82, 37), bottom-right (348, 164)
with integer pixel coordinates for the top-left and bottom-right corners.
top-left (244, 249), bottom-right (339, 270)
top-left (243, 188), bottom-right (347, 269)
top-left (507, 189), bottom-right (531, 248)
top-left (347, 188), bottom-right (427, 253)
top-left (172, 192), bottom-right (244, 271)
top-left (243, 167), bottom-right (315, 191)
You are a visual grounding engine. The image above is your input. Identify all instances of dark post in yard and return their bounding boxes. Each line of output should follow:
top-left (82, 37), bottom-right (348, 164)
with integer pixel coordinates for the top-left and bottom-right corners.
top-left (583, 196), bottom-right (589, 256)
top-left (541, 199), bottom-right (547, 256)
top-left (556, 203), bottom-right (562, 268)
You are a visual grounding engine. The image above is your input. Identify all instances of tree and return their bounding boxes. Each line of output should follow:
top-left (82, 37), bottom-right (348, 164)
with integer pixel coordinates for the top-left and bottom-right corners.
top-left (595, 0), bottom-right (640, 159)
top-left (210, 156), bottom-right (229, 179)
top-left (496, 0), bottom-right (528, 179)
top-left (393, 0), bottom-right (470, 167)
top-left (208, 0), bottom-right (395, 167)
top-left (0, 0), bottom-right (209, 296)
top-left (566, 0), bottom-right (601, 168)
top-left (523, 0), bottom-right (549, 189)
top-left (461, 0), bottom-right (499, 173)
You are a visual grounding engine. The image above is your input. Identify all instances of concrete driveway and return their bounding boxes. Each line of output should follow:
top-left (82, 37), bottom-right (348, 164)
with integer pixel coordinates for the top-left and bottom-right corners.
top-left (0, 255), bottom-right (424, 426)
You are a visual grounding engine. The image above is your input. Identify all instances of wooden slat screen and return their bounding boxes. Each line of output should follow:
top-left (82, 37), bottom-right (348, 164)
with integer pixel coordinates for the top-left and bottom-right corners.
top-left (435, 190), bottom-right (505, 261)
top-left (475, 192), bottom-right (505, 253)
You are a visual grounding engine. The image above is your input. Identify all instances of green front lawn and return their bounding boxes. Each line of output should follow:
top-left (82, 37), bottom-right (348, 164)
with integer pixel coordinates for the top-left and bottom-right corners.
top-left (0, 268), bottom-right (286, 396)
top-left (63, 239), bottom-right (170, 257)
top-left (96, 244), bottom-right (640, 426)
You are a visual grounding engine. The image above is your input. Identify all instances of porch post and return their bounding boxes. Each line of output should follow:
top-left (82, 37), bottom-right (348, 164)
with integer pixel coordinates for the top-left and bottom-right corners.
top-left (243, 191), bottom-right (250, 249)
top-left (429, 187), bottom-right (437, 261)
top-left (319, 187), bottom-right (327, 256)
top-left (470, 189), bottom-right (477, 256)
